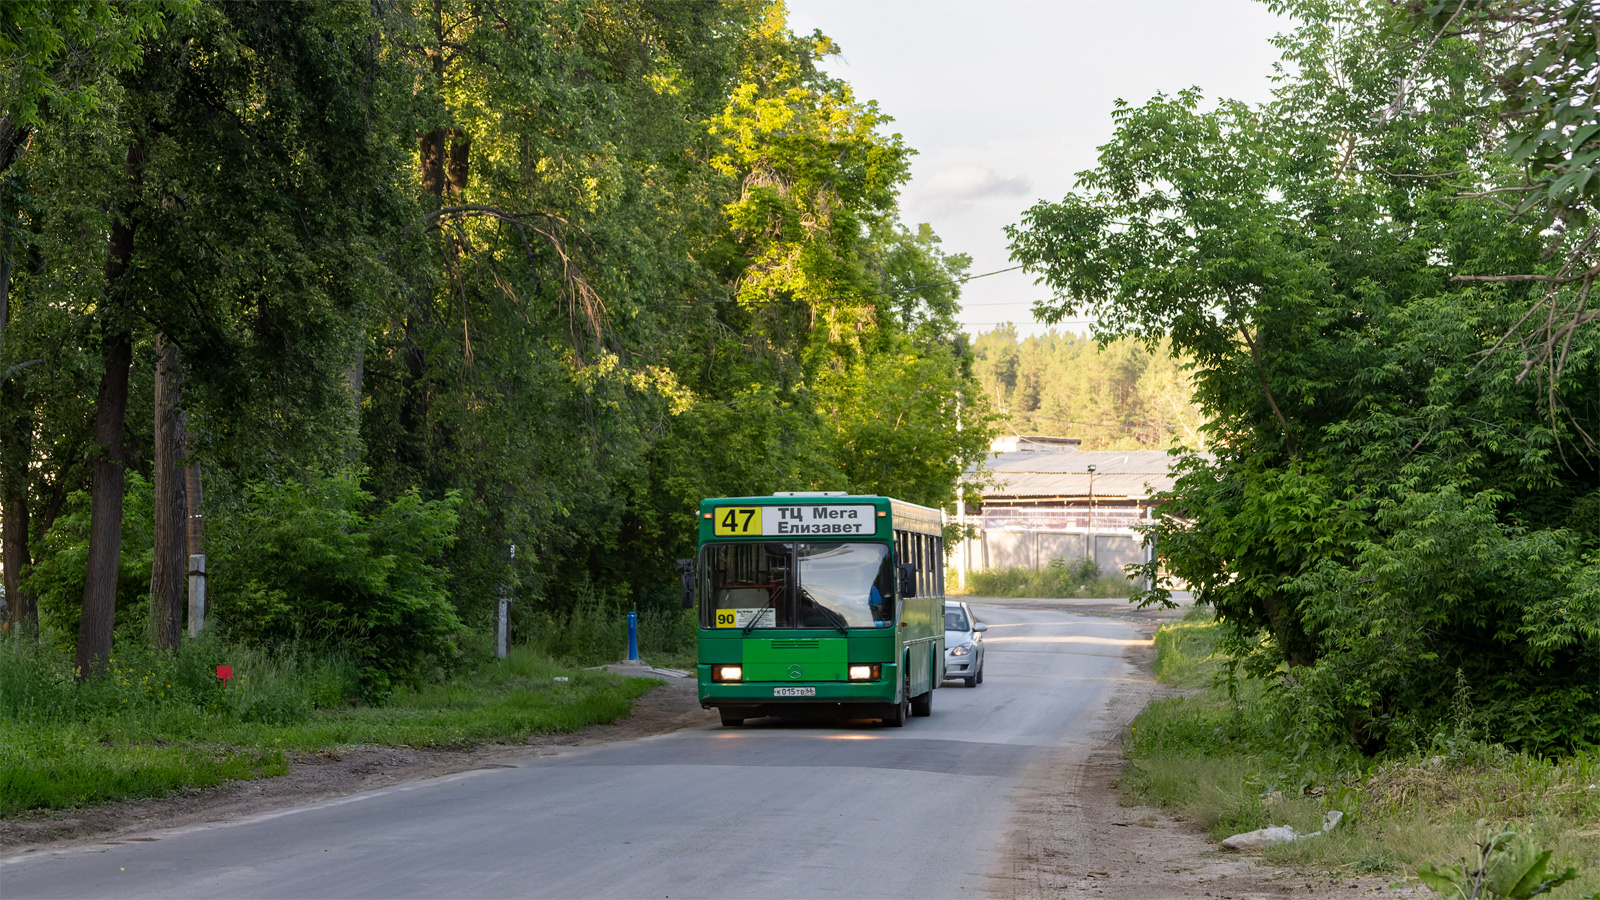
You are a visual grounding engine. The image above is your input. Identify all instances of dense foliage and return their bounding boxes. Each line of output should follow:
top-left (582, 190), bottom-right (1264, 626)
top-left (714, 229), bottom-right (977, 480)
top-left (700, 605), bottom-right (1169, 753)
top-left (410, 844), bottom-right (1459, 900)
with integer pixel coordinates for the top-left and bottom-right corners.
top-left (971, 326), bottom-right (1204, 449)
top-left (1009, 0), bottom-right (1599, 754)
top-left (0, 1), bottom-right (991, 680)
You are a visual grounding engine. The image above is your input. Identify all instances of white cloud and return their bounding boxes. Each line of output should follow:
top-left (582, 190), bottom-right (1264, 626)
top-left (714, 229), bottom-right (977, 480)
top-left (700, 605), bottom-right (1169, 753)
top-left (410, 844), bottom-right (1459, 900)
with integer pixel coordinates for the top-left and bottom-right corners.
top-left (914, 165), bottom-right (1033, 210)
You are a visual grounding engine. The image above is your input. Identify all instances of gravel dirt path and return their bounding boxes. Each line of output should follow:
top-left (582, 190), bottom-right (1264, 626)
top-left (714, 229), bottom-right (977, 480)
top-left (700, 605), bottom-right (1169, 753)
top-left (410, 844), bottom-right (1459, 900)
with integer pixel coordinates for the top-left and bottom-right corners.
top-left (994, 632), bottom-right (1399, 900)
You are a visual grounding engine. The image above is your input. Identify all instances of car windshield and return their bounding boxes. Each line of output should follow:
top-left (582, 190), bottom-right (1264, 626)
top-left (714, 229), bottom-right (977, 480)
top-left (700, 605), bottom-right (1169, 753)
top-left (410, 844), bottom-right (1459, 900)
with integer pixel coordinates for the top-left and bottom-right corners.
top-left (702, 542), bottom-right (894, 629)
top-left (944, 607), bottom-right (970, 632)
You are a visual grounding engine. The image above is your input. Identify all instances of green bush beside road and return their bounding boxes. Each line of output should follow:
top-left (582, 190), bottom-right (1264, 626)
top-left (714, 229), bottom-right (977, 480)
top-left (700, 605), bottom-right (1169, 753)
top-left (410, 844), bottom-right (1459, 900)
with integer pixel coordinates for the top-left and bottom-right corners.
top-left (1123, 609), bottom-right (1600, 896)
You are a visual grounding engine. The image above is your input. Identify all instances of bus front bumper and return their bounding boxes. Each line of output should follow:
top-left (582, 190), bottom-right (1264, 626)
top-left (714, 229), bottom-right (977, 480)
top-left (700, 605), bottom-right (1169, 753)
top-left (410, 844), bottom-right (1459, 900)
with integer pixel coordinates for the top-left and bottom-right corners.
top-left (699, 667), bottom-right (897, 708)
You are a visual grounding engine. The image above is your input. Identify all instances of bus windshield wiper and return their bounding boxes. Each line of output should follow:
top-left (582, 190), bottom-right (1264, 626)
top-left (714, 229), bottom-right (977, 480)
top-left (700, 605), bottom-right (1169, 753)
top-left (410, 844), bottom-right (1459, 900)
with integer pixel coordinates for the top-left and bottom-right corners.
top-left (742, 608), bottom-right (768, 634)
top-left (801, 589), bottom-right (850, 634)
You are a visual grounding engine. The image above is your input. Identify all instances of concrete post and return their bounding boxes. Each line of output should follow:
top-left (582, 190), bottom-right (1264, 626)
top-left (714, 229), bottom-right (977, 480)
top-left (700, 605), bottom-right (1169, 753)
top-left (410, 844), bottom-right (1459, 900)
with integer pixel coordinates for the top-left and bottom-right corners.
top-left (186, 554), bottom-right (206, 637)
top-left (496, 593), bottom-right (508, 659)
top-left (955, 491), bottom-right (966, 591)
top-left (1144, 505), bottom-right (1155, 591)
top-left (497, 543), bottom-right (516, 659)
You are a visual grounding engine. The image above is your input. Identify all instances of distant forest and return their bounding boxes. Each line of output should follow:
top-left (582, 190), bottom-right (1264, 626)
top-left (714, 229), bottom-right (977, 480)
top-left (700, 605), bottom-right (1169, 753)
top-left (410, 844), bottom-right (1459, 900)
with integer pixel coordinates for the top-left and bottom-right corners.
top-left (970, 326), bottom-right (1204, 451)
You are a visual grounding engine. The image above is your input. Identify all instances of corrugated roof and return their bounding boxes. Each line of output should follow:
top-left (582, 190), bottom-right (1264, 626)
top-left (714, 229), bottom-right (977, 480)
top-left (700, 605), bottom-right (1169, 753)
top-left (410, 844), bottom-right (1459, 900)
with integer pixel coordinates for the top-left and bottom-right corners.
top-left (984, 472), bottom-right (1166, 499)
top-left (971, 448), bottom-right (1208, 500)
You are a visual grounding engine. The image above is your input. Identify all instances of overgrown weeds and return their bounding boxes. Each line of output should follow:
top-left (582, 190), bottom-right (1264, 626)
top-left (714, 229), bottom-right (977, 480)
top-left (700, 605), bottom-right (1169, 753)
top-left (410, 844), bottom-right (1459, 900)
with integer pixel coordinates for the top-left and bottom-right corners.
top-left (0, 632), bottom-right (656, 816)
top-left (1121, 608), bottom-right (1600, 896)
top-left (955, 556), bottom-right (1134, 598)
top-left (522, 591), bottom-right (697, 669)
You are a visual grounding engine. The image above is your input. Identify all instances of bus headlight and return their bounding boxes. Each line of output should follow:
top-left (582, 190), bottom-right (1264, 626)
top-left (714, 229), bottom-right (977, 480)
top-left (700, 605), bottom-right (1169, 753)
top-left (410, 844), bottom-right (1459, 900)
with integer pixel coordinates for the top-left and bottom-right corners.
top-left (712, 665), bottom-right (742, 682)
top-left (848, 664), bottom-right (879, 682)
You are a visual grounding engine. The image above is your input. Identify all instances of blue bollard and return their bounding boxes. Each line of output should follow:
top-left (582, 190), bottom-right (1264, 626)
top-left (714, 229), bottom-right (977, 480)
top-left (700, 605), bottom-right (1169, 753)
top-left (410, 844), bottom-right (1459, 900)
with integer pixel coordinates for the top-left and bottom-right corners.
top-left (626, 611), bottom-right (639, 661)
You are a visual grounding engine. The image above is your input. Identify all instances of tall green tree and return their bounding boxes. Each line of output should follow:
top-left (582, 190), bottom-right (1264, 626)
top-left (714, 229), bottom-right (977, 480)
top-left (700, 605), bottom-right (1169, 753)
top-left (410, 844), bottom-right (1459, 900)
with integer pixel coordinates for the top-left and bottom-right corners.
top-left (1405, 0), bottom-right (1600, 396)
top-left (1, 1), bottom-right (182, 640)
top-left (10, 1), bottom-right (408, 672)
top-left (1009, 0), bottom-right (1598, 752)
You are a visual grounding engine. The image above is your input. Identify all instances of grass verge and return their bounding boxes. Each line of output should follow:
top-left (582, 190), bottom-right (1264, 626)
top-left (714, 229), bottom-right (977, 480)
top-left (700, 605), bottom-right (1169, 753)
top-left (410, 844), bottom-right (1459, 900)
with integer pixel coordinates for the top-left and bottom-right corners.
top-left (1121, 607), bottom-right (1600, 896)
top-left (950, 564), bottom-right (1133, 599)
top-left (0, 637), bottom-right (657, 817)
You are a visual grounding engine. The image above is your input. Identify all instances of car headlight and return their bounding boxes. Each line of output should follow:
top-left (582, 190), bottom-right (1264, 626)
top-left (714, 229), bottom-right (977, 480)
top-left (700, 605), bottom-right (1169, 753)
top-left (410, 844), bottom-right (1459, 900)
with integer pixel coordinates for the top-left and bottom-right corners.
top-left (949, 642), bottom-right (974, 656)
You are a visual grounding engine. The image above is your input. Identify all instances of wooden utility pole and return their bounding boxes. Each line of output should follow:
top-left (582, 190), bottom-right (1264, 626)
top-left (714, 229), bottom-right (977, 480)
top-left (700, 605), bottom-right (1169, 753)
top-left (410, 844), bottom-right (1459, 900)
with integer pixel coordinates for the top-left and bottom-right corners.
top-left (149, 335), bottom-right (186, 650)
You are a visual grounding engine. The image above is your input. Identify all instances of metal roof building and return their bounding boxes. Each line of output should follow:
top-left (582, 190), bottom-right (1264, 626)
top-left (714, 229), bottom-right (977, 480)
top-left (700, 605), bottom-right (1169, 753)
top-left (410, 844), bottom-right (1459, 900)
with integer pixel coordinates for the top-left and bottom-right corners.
top-left (953, 437), bottom-right (1206, 580)
top-left (983, 448), bottom-right (1182, 505)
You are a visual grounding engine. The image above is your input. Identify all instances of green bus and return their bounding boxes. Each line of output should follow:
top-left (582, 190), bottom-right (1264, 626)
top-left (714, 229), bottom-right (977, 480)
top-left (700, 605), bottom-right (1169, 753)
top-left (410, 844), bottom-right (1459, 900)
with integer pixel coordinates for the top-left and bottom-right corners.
top-left (686, 492), bottom-right (946, 727)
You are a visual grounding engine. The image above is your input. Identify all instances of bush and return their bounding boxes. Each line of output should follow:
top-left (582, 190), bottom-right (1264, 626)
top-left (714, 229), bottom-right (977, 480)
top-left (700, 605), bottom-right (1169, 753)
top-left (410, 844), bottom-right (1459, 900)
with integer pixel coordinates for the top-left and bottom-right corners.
top-left (962, 556), bottom-right (1135, 598)
top-left (1121, 609), bottom-right (1600, 892)
top-left (210, 472), bottom-right (463, 701)
top-left (0, 630), bottom-right (362, 728)
top-left (24, 474), bottom-right (155, 653)
top-left (522, 589), bottom-right (697, 668)
top-left (0, 632), bottom-right (656, 814)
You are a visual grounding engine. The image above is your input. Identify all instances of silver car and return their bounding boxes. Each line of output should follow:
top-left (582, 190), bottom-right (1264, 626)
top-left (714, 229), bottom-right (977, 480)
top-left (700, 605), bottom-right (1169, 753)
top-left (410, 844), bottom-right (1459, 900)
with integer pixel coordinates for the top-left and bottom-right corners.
top-left (943, 601), bottom-right (987, 687)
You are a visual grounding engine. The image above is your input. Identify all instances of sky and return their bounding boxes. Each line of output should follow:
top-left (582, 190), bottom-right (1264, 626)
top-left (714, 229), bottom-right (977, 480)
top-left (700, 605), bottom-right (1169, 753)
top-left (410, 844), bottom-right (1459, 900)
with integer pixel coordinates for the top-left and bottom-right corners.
top-left (786, 0), bottom-right (1291, 337)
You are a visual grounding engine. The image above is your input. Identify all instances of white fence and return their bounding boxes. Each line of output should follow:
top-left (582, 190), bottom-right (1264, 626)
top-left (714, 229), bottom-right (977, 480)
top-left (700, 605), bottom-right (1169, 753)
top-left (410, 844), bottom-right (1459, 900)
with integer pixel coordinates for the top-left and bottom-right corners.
top-left (952, 506), bottom-right (1154, 584)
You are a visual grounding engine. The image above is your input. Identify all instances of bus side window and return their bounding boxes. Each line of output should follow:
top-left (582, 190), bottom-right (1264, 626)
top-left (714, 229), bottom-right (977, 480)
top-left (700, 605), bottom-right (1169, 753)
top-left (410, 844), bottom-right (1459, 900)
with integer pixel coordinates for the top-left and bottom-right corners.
top-left (934, 537), bottom-right (944, 597)
top-left (918, 534), bottom-right (929, 598)
top-left (915, 531), bottom-right (928, 595)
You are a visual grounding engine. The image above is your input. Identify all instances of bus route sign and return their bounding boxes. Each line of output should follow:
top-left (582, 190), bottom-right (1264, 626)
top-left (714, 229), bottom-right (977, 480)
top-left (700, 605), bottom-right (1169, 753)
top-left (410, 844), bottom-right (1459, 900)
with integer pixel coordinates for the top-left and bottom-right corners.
top-left (713, 504), bottom-right (874, 537)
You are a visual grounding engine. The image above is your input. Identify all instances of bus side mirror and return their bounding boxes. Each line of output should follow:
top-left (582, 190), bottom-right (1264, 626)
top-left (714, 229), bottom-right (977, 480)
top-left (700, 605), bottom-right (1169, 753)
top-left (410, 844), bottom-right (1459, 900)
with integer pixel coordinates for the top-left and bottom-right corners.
top-left (676, 558), bottom-right (695, 610)
top-left (899, 563), bottom-right (917, 598)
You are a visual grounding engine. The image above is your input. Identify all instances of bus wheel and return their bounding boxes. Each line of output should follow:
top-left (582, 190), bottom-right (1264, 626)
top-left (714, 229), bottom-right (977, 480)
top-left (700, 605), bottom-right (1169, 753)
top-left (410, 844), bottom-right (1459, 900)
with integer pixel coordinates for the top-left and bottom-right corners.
top-left (883, 693), bottom-right (908, 727)
top-left (718, 709), bottom-right (745, 727)
top-left (911, 688), bottom-right (932, 717)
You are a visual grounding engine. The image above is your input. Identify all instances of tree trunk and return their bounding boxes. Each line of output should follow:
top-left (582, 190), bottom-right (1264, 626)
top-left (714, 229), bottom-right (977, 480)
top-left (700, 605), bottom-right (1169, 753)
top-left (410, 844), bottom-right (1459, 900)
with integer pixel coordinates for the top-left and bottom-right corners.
top-left (447, 132), bottom-right (469, 198)
top-left (1, 473), bottom-right (34, 638)
top-left (0, 363), bottom-right (34, 637)
top-left (149, 334), bottom-right (186, 651)
top-left (76, 142), bottom-right (142, 680)
top-left (0, 114), bottom-right (38, 637)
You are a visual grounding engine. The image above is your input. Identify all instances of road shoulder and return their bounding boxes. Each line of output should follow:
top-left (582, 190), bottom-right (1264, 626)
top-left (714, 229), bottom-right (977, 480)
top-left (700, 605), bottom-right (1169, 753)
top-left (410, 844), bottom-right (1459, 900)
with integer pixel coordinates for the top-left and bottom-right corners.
top-left (993, 627), bottom-right (1395, 900)
top-left (0, 676), bottom-right (714, 857)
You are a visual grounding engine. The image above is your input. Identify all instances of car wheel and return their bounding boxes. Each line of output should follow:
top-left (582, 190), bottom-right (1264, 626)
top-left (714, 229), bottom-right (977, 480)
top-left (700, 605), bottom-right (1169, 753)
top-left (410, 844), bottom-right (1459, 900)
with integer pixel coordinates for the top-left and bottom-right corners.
top-left (963, 672), bottom-right (977, 687)
top-left (975, 661), bottom-right (984, 685)
top-left (718, 709), bottom-right (745, 726)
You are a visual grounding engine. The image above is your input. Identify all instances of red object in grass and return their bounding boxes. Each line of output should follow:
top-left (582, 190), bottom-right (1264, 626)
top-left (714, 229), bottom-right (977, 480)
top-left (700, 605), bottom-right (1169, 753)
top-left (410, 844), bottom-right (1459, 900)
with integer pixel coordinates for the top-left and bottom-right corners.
top-left (217, 665), bottom-right (233, 680)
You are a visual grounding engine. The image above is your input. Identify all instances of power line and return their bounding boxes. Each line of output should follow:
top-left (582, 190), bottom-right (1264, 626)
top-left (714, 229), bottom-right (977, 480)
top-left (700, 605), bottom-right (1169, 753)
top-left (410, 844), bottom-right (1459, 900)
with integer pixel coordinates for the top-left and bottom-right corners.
top-left (805, 264), bottom-right (1025, 304)
top-left (961, 320), bottom-right (1093, 327)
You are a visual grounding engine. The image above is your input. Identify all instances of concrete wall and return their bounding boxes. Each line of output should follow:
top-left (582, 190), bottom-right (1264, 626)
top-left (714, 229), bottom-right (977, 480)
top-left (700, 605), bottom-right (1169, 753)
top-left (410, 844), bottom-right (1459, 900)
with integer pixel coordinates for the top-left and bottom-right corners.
top-left (964, 529), bottom-right (1142, 579)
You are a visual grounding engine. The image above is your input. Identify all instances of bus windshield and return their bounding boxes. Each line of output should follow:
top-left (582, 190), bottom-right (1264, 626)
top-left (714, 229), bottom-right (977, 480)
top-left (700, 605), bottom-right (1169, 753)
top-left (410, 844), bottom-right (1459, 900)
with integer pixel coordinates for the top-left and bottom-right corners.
top-left (702, 541), bottom-right (894, 630)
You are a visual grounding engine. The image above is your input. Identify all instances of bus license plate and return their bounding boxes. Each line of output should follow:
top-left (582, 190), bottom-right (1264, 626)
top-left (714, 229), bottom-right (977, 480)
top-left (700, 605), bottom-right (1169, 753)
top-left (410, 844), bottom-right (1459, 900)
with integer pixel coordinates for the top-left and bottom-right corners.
top-left (773, 687), bottom-right (815, 697)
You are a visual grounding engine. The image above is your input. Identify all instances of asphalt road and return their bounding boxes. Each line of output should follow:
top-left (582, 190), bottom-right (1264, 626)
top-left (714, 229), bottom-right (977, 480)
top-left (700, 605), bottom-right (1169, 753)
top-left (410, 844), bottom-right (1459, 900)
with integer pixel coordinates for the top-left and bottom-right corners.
top-left (0, 598), bottom-right (1161, 900)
